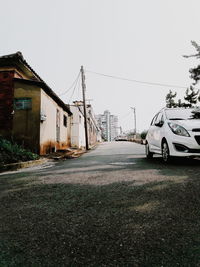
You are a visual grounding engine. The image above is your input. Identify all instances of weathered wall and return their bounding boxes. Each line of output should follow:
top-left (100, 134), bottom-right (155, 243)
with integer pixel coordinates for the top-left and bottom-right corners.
top-left (13, 81), bottom-right (41, 153)
top-left (87, 106), bottom-right (100, 147)
top-left (0, 71), bottom-right (14, 136)
top-left (40, 90), bottom-right (71, 155)
top-left (88, 120), bottom-right (98, 146)
top-left (0, 67), bottom-right (30, 79)
top-left (70, 105), bottom-right (85, 149)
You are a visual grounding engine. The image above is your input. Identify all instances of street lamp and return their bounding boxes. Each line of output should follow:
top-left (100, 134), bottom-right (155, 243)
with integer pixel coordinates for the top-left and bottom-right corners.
top-left (130, 107), bottom-right (136, 138)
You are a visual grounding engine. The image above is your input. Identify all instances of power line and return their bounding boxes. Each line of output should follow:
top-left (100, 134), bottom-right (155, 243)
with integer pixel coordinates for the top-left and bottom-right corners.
top-left (67, 73), bottom-right (81, 104)
top-left (119, 113), bottom-right (133, 124)
top-left (119, 111), bottom-right (132, 120)
top-left (86, 70), bottom-right (189, 89)
top-left (77, 73), bottom-right (81, 100)
top-left (58, 71), bottom-right (80, 96)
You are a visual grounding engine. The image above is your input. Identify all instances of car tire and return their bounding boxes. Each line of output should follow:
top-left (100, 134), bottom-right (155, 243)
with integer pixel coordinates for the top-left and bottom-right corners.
top-left (145, 143), bottom-right (153, 159)
top-left (162, 141), bottom-right (171, 163)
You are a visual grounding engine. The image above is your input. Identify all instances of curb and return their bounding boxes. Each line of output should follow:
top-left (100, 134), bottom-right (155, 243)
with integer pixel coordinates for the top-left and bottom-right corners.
top-left (88, 142), bottom-right (99, 151)
top-left (0, 158), bottom-right (47, 172)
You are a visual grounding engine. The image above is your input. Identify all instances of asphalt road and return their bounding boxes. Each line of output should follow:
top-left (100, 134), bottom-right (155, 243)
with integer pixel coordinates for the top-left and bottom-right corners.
top-left (1, 141), bottom-right (200, 266)
top-left (1, 141), bottom-right (200, 184)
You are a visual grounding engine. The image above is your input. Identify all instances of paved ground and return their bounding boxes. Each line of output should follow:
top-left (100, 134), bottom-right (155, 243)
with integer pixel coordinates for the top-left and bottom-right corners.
top-left (2, 141), bottom-right (199, 186)
top-left (1, 142), bottom-right (200, 266)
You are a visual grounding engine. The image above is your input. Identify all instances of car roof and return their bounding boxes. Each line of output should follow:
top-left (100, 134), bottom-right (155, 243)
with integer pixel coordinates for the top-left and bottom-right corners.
top-left (163, 107), bottom-right (195, 111)
top-left (160, 107), bottom-right (197, 113)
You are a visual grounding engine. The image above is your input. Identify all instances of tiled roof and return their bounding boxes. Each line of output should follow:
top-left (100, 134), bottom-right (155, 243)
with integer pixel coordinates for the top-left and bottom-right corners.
top-left (0, 52), bottom-right (72, 115)
top-left (0, 51), bottom-right (24, 59)
top-left (0, 51), bottom-right (44, 82)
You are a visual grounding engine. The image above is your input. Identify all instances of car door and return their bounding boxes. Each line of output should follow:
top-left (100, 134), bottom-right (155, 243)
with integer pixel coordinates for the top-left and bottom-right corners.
top-left (147, 113), bottom-right (159, 151)
top-left (153, 112), bottom-right (164, 152)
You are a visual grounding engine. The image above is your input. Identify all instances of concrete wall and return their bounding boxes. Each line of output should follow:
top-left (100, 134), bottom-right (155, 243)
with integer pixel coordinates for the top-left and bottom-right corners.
top-left (87, 105), bottom-right (101, 146)
top-left (70, 104), bottom-right (101, 149)
top-left (70, 105), bottom-right (85, 149)
top-left (40, 90), bottom-right (71, 155)
top-left (13, 81), bottom-right (41, 153)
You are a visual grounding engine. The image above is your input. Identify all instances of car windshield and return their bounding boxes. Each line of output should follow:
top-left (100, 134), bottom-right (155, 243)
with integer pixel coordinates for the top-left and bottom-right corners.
top-left (165, 108), bottom-right (200, 120)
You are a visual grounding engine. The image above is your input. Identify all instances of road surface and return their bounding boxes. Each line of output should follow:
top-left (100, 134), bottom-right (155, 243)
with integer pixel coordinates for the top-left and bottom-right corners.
top-left (2, 141), bottom-right (199, 185)
top-left (1, 141), bottom-right (200, 266)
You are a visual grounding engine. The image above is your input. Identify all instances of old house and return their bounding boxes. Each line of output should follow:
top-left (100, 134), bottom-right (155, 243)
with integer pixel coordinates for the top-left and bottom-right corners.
top-left (70, 101), bottom-right (101, 149)
top-left (70, 101), bottom-right (85, 149)
top-left (0, 52), bottom-right (72, 155)
top-left (87, 104), bottom-right (102, 146)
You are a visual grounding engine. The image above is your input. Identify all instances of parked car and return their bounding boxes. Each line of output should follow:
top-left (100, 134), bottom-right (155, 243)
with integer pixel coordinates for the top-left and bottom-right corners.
top-left (145, 107), bottom-right (200, 162)
top-left (115, 135), bottom-right (128, 141)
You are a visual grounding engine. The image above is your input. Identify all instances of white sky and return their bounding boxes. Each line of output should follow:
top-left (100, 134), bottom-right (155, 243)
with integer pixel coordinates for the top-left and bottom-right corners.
top-left (1, 0), bottom-right (200, 132)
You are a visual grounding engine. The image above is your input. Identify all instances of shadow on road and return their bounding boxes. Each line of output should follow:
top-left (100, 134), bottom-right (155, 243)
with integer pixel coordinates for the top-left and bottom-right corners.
top-left (1, 155), bottom-right (200, 266)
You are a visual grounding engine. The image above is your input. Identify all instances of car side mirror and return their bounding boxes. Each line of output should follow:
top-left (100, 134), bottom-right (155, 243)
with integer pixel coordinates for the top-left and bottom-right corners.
top-left (155, 121), bottom-right (164, 127)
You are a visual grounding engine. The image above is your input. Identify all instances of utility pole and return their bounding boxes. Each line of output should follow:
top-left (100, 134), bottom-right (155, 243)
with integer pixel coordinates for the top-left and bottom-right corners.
top-left (81, 66), bottom-right (89, 150)
top-left (131, 107), bottom-right (136, 138)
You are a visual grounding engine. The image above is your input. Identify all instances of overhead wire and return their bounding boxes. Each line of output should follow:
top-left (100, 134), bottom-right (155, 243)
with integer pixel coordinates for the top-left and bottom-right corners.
top-left (119, 111), bottom-right (132, 119)
top-left (67, 73), bottom-right (81, 104)
top-left (119, 113), bottom-right (134, 124)
top-left (59, 71), bottom-right (81, 96)
top-left (86, 70), bottom-right (189, 89)
top-left (77, 73), bottom-right (81, 100)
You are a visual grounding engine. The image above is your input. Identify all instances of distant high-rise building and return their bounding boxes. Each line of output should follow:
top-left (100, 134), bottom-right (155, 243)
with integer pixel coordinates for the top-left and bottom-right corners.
top-left (96, 110), bottom-right (119, 141)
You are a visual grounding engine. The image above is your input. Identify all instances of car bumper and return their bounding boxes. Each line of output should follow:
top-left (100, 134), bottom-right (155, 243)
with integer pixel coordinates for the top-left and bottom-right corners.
top-left (168, 134), bottom-right (200, 157)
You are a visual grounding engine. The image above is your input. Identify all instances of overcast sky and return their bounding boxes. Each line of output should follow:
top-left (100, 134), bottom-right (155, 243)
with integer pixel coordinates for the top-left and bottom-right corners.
top-left (1, 0), bottom-right (200, 132)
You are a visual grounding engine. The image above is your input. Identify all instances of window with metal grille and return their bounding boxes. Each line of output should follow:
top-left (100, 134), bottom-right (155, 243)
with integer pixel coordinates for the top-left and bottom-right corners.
top-left (14, 98), bottom-right (32, 110)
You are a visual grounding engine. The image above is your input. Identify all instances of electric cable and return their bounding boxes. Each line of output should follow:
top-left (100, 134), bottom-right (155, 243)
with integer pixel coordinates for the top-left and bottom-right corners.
top-left (67, 73), bottom-right (81, 104)
top-left (59, 71), bottom-right (80, 96)
top-left (119, 113), bottom-right (133, 123)
top-left (119, 111), bottom-right (132, 119)
top-left (86, 70), bottom-right (189, 89)
top-left (76, 73), bottom-right (81, 100)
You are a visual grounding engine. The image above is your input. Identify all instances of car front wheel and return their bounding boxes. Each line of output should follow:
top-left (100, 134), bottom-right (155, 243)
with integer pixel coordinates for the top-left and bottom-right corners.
top-left (145, 143), bottom-right (153, 159)
top-left (162, 141), bottom-right (171, 163)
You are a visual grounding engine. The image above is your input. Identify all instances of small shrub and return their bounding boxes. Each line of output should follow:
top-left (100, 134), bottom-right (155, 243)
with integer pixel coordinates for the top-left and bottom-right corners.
top-left (140, 130), bottom-right (147, 140)
top-left (0, 137), bottom-right (39, 165)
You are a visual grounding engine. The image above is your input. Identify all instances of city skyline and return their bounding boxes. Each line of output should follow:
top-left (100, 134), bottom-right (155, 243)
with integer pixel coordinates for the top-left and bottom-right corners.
top-left (96, 110), bottom-right (119, 141)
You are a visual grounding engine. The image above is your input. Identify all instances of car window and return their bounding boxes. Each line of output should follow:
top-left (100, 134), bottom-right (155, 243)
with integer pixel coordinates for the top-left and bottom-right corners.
top-left (151, 114), bottom-right (158, 125)
top-left (155, 112), bottom-right (163, 125)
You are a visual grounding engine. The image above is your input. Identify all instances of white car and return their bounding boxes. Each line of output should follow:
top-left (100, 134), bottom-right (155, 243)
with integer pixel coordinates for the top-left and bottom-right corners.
top-left (145, 107), bottom-right (200, 162)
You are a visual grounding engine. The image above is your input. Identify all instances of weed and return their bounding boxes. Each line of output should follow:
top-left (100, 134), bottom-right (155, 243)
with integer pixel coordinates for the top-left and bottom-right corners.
top-left (0, 137), bottom-right (39, 165)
